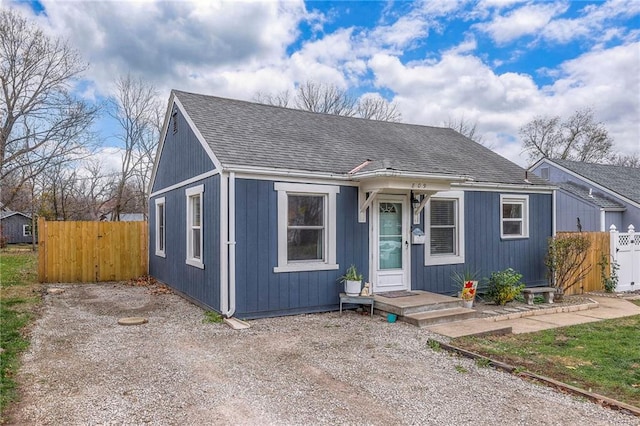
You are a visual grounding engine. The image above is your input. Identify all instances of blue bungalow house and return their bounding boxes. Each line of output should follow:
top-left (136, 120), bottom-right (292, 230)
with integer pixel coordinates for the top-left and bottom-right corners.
top-left (148, 90), bottom-right (554, 319)
top-left (528, 158), bottom-right (640, 232)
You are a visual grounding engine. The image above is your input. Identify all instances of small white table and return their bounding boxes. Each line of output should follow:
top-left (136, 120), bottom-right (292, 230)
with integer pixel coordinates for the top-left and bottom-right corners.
top-left (339, 293), bottom-right (375, 317)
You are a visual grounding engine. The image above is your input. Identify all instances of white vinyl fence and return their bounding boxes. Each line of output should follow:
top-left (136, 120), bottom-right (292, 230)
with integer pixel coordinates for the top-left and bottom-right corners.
top-left (610, 224), bottom-right (639, 292)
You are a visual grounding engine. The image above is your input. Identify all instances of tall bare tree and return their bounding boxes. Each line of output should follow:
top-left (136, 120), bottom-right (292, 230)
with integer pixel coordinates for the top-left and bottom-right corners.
top-left (110, 74), bottom-right (161, 221)
top-left (0, 8), bottom-right (98, 208)
top-left (254, 81), bottom-right (401, 122)
top-left (520, 108), bottom-right (613, 163)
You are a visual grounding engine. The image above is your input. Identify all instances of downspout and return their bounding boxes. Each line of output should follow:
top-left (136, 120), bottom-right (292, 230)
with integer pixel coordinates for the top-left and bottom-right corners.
top-left (220, 172), bottom-right (229, 316)
top-left (552, 189), bottom-right (557, 237)
top-left (227, 172), bottom-right (236, 317)
top-left (600, 209), bottom-right (606, 232)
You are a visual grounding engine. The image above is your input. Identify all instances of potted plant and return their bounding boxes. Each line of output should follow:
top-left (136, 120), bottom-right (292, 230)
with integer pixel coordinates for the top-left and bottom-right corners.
top-left (339, 264), bottom-right (363, 296)
top-left (451, 269), bottom-right (479, 294)
top-left (460, 282), bottom-right (477, 308)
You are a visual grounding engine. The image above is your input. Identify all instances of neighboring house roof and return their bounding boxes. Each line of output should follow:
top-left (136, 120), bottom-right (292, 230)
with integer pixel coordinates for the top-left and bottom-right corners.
top-left (173, 90), bottom-right (548, 186)
top-left (0, 211), bottom-right (31, 220)
top-left (557, 181), bottom-right (626, 210)
top-left (549, 159), bottom-right (640, 205)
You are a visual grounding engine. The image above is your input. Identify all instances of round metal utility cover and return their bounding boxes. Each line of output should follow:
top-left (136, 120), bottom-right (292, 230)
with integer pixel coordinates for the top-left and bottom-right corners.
top-left (118, 317), bottom-right (148, 326)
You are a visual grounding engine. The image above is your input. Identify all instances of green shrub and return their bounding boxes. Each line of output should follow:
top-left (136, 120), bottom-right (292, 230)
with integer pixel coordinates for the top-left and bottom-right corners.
top-left (598, 254), bottom-right (619, 293)
top-left (545, 234), bottom-right (591, 294)
top-left (486, 268), bottom-right (525, 305)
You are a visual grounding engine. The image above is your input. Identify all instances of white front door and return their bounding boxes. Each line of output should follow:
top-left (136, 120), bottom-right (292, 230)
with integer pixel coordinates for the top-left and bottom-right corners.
top-left (372, 195), bottom-right (410, 293)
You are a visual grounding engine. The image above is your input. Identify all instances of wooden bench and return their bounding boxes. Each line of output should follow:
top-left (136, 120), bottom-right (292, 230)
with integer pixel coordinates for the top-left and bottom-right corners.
top-left (522, 287), bottom-right (556, 305)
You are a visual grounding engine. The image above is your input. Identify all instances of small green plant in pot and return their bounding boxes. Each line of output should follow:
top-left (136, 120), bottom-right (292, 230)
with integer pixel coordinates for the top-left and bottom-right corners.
top-left (339, 264), bottom-right (363, 296)
top-left (486, 268), bottom-right (525, 305)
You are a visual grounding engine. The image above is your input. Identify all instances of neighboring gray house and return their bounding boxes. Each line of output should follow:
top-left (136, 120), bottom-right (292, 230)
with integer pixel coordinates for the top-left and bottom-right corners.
top-left (148, 90), bottom-right (554, 319)
top-left (0, 211), bottom-right (33, 244)
top-left (529, 159), bottom-right (640, 231)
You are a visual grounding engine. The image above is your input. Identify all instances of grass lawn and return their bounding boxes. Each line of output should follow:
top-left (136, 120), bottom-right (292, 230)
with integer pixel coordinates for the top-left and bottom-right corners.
top-left (452, 311), bottom-right (640, 408)
top-left (0, 245), bottom-right (41, 418)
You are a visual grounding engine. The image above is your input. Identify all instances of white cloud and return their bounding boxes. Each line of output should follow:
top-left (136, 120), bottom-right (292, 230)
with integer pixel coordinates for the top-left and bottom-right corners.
top-left (544, 42), bottom-right (640, 155)
top-left (369, 40), bottom-right (639, 165)
top-left (29, 0), bottom-right (308, 97)
top-left (475, 2), bottom-right (568, 44)
top-left (7, 0), bottom-right (638, 169)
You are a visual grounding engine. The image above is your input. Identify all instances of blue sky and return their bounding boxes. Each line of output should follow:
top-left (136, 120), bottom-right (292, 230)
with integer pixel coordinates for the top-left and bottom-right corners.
top-left (7, 0), bottom-right (640, 168)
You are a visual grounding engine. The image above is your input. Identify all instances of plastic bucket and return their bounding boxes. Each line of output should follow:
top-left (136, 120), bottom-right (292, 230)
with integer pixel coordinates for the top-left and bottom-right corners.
top-left (387, 313), bottom-right (397, 323)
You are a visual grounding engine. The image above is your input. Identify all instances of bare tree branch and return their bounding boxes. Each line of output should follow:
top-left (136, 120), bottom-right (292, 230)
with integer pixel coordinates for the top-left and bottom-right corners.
top-left (443, 114), bottom-right (488, 146)
top-left (254, 81), bottom-right (401, 122)
top-left (520, 108), bottom-right (613, 163)
top-left (109, 73), bottom-right (161, 221)
top-left (0, 8), bottom-right (98, 208)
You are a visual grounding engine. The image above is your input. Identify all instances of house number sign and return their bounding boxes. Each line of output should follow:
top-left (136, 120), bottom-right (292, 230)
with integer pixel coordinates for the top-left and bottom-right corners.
top-left (411, 182), bottom-right (428, 189)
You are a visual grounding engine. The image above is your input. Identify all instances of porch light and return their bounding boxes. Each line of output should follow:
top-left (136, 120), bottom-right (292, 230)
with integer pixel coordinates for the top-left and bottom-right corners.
top-left (410, 192), bottom-right (420, 209)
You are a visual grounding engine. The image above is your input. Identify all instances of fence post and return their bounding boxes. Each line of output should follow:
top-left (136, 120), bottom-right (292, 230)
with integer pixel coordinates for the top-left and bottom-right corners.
top-left (609, 224), bottom-right (618, 265)
top-left (629, 224), bottom-right (636, 287)
top-left (38, 217), bottom-right (46, 282)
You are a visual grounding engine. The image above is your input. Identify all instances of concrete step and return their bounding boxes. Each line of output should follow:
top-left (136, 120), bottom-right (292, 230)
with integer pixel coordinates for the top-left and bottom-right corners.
top-left (375, 298), bottom-right (463, 316)
top-left (400, 307), bottom-right (477, 327)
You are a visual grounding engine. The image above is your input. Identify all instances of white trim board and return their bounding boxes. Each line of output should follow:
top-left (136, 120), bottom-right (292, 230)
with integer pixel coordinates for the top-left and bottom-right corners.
top-left (149, 170), bottom-right (219, 198)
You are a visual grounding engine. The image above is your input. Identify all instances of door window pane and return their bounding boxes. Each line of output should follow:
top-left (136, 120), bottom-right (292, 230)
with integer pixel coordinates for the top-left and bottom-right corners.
top-left (379, 202), bottom-right (402, 269)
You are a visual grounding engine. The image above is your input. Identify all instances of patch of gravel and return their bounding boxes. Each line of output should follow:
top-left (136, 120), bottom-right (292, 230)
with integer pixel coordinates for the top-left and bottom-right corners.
top-left (7, 283), bottom-right (637, 425)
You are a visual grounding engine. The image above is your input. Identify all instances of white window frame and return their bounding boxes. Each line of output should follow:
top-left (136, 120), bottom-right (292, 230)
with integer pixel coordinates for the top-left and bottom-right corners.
top-left (500, 194), bottom-right (529, 239)
top-left (23, 224), bottom-right (32, 237)
top-left (186, 185), bottom-right (204, 269)
top-left (425, 190), bottom-right (465, 266)
top-left (274, 182), bottom-right (340, 273)
top-left (155, 197), bottom-right (166, 257)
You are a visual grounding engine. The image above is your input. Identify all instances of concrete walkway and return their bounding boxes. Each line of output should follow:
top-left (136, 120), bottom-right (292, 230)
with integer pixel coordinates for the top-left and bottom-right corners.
top-left (427, 295), bottom-right (640, 338)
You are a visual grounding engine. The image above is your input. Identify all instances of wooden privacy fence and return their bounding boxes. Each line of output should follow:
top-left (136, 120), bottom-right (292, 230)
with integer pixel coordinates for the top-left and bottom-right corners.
top-left (38, 218), bottom-right (148, 283)
top-left (556, 231), bottom-right (610, 295)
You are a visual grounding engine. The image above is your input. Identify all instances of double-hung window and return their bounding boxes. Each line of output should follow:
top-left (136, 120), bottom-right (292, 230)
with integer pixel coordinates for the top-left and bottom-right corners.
top-left (425, 191), bottom-right (465, 265)
top-left (23, 224), bottom-right (32, 237)
top-left (155, 197), bottom-right (166, 257)
top-left (274, 183), bottom-right (339, 273)
top-left (500, 194), bottom-right (529, 239)
top-left (186, 185), bottom-right (204, 268)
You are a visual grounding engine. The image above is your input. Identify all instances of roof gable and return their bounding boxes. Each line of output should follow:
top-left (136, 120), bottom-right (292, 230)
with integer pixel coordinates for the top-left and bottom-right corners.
top-left (173, 90), bottom-right (548, 187)
top-left (0, 211), bottom-right (31, 220)
top-left (543, 159), bottom-right (640, 205)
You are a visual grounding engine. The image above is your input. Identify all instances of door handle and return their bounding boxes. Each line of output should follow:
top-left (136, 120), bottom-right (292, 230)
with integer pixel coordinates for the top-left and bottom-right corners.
top-left (405, 240), bottom-right (409, 249)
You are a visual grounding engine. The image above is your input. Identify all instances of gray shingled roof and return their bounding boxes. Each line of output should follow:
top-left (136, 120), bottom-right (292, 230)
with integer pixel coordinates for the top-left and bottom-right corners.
top-left (174, 90), bottom-right (548, 186)
top-left (558, 181), bottom-right (625, 209)
top-left (552, 159), bottom-right (640, 204)
top-left (0, 211), bottom-right (30, 220)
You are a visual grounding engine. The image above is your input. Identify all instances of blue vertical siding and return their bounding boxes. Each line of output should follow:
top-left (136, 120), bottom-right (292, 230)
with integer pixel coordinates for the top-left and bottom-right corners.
top-left (557, 191), bottom-right (600, 231)
top-left (606, 212), bottom-right (623, 231)
top-left (151, 107), bottom-right (216, 193)
top-left (413, 191), bottom-right (552, 294)
top-left (149, 174), bottom-right (221, 310)
top-left (233, 179), bottom-right (368, 319)
top-left (0, 214), bottom-right (32, 244)
top-left (532, 162), bottom-right (640, 232)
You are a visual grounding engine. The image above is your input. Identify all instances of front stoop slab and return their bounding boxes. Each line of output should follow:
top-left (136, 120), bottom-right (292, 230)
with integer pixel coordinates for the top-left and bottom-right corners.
top-left (374, 293), bottom-right (463, 316)
top-left (400, 307), bottom-right (477, 327)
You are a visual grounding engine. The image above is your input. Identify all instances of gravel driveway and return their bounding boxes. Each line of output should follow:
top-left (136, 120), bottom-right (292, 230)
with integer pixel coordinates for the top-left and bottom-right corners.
top-left (8, 283), bottom-right (636, 425)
